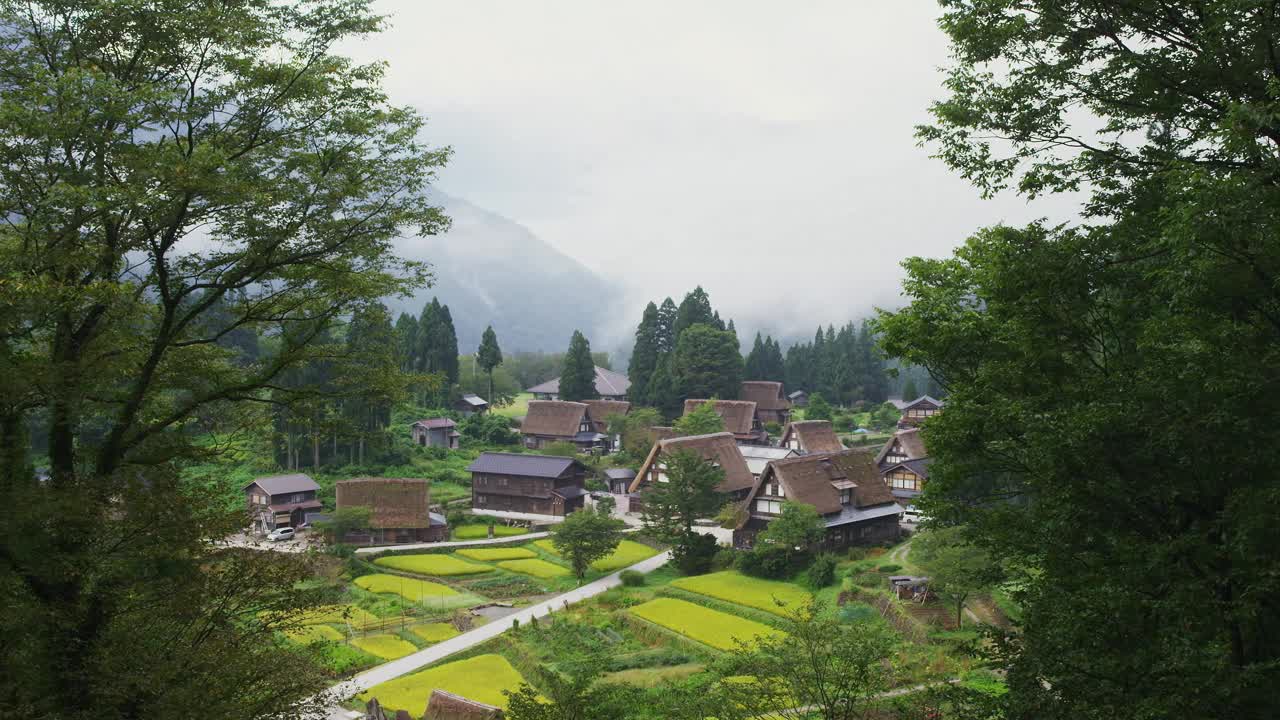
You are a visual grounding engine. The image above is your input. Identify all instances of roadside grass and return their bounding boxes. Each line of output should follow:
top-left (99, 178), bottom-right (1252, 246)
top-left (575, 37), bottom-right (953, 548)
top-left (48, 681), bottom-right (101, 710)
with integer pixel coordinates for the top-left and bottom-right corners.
top-left (453, 524), bottom-right (529, 540)
top-left (669, 571), bottom-right (811, 616)
top-left (534, 539), bottom-right (657, 572)
top-left (497, 558), bottom-right (570, 579)
top-left (455, 547), bottom-right (537, 561)
top-left (284, 624), bottom-right (344, 644)
top-left (410, 623), bottom-right (461, 643)
top-left (358, 653), bottom-right (528, 715)
top-left (350, 633), bottom-right (419, 660)
top-left (628, 597), bottom-right (784, 651)
top-left (374, 554), bottom-right (495, 576)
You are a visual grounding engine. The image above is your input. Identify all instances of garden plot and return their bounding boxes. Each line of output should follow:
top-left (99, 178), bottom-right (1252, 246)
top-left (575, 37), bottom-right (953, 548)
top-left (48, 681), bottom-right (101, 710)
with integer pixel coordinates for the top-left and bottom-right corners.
top-left (534, 539), bottom-right (658, 571)
top-left (670, 571), bottom-right (811, 616)
top-left (629, 597), bottom-right (784, 651)
top-left (498, 558), bottom-right (569, 579)
top-left (358, 653), bottom-right (528, 716)
top-left (374, 554), bottom-right (494, 576)
top-left (350, 634), bottom-right (419, 660)
top-left (455, 547), bottom-right (537, 561)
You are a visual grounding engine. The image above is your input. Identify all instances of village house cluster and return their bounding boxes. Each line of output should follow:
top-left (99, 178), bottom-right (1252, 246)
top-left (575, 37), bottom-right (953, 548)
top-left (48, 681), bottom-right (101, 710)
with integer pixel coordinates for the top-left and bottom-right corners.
top-left (244, 371), bottom-right (943, 550)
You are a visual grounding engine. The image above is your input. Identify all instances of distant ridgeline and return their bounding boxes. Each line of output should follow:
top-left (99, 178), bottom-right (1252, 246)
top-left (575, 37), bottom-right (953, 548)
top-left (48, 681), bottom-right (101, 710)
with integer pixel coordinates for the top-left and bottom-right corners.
top-left (389, 190), bottom-right (621, 353)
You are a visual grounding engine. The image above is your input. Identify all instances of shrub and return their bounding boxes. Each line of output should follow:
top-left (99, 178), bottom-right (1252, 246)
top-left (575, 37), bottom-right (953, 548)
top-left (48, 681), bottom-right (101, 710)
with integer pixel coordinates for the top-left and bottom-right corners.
top-left (807, 553), bottom-right (837, 588)
top-left (846, 546), bottom-right (869, 562)
top-left (877, 563), bottom-right (903, 574)
top-left (620, 570), bottom-right (646, 587)
top-left (736, 545), bottom-right (796, 579)
top-left (672, 532), bottom-right (718, 576)
top-left (421, 445), bottom-right (449, 461)
top-left (711, 547), bottom-right (737, 571)
top-left (445, 509), bottom-right (470, 527)
top-left (764, 420), bottom-right (782, 436)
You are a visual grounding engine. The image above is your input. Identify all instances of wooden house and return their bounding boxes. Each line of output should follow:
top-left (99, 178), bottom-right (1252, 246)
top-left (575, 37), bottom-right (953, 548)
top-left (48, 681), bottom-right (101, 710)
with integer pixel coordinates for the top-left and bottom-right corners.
top-left (453, 393), bottom-right (489, 417)
top-left (788, 390), bottom-right (809, 407)
top-left (890, 395), bottom-right (944, 427)
top-left (526, 366), bottom-right (631, 401)
top-left (739, 381), bottom-right (792, 425)
top-left (519, 400), bottom-right (609, 452)
top-left (334, 477), bottom-right (447, 544)
top-left (466, 452), bottom-right (589, 517)
top-left (628, 431), bottom-right (756, 503)
top-left (876, 427), bottom-right (930, 505)
top-left (412, 417), bottom-right (460, 449)
top-left (779, 420), bottom-right (845, 454)
top-left (244, 473), bottom-right (323, 533)
top-left (735, 450), bottom-right (902, 550)
top-left (681, 399), bottom-right (769, 445)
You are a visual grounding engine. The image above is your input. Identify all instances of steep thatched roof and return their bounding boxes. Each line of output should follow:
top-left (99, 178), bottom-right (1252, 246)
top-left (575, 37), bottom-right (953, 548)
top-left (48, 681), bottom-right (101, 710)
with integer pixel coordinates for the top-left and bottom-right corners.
top-left (335, 478), bottom-right (430, 528)
top-left (682, 399), bottom-right (758, 435)
top-left (630, 431), bottom-right (754, 494)
top-left (780, 420), bottom-right (844, 454)
top-left (519, 400), bottom-right (588, 438)
top-left (740, 381), bottom-right (790, 411)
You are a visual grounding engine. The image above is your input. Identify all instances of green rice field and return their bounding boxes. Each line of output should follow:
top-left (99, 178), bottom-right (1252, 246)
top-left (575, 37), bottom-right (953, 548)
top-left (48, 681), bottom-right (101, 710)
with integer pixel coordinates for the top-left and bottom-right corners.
top-left (358, 653), bottom-right (528, 716)
top-left (409, 623), bottom-right (461, 643)
top-left (670, 571), bottom-right (811, 615)
top-left (284, 624), bottom-right (344, 644)
top-left (628, 597), bottom-right (784, 651)
top-left (496, 558), bottom-right (570, 578)
top-left (349, 634), bottom-right (419, 660)
top-left (534, 538), bottom-right (658, 571)
top-left (453, 524), bottom-right (529, 540)
top-left (374, 554), bottom-right (495, 576)
top-left (455, 547), bottom-right (537, 561)
top-left (354, 574), bottom-right (458, 601)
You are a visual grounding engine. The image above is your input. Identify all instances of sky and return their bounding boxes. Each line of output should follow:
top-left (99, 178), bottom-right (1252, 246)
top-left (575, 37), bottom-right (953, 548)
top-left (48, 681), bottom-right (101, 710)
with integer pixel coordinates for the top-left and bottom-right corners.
top-left (343, 1), bottom-right (1081, 337)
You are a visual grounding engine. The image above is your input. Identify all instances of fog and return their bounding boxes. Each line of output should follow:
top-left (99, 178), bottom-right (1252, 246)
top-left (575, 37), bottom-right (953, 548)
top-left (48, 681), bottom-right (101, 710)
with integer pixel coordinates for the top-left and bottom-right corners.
top-left (344, 1), bottom-right (1081, 343)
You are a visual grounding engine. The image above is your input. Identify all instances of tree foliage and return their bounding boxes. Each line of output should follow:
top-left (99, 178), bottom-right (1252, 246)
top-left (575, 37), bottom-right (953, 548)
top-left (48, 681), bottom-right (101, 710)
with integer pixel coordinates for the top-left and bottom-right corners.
top-left (804, 393), bottom-right (833, 422)
top-left (671, 324), bottom-right (743, 401)
top-left (558, 330), bottom-right (599, 402)
top-left (628, 302), bottom-right (660, 405)
top-left (0, 1), bottom-right (446, 715)
top-left (784, 321), bottom-right (888, 406)
top-left (476, 325), bottom-right (504, 402)
top-left (641, 450), bottom-right (725, 543)
top-left (874, 3), bottom-right (1280, 717)
top-left (745, 333), bottom-right (786, 382)
top-left (912, 527), bottom-right (1002, 628)
top-left (672, 399), bottom-right (726, 436)
top-left (551, 507), bottom-right (625, 579)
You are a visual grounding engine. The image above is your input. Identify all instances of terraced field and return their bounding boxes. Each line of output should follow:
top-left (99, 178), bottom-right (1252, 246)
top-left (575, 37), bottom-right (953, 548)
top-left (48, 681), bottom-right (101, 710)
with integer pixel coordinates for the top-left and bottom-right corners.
top-left (629, 597), bottom-right (784, 651)
top-left (373, 554), bottom-right (495, 576)
top-left (670, 571), bottom-right (812, 616)
top-left (534, 538), bottom-right (658, 571)
top-left (358, 653), bottom-right (529, 716)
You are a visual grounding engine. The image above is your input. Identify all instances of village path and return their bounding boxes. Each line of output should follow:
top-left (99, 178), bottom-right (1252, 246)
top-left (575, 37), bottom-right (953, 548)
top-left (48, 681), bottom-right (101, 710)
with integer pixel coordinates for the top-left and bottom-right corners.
top-left (311, 550), bottom-right (673, 718)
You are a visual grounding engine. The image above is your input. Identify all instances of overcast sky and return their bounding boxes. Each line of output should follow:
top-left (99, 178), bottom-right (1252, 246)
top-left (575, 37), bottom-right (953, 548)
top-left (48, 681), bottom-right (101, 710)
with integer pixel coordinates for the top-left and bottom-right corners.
top-left (344, 1), bottom-right (1079, 336)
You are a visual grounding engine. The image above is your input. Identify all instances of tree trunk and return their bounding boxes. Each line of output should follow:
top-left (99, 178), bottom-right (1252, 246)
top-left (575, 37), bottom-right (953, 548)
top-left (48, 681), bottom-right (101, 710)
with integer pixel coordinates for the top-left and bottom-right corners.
top-left (488, 371), bottom-right (494, 405)
top-left (312, 435), bottom-right (319, 469)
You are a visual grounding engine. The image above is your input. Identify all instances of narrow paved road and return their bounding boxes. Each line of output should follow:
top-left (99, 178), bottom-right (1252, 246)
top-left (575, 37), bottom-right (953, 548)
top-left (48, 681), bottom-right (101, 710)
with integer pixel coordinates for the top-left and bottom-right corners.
top-left (310, 550), bottom-right (672, 716)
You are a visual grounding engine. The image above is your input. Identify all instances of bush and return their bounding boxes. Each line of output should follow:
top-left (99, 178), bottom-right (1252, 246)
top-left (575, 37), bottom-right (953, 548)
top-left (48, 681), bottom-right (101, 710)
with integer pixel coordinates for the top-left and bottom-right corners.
top-left (459, 413), bottom-right (518, 445)
top-left (540, 441), bottom-right (580, 458)
top-left (711, 547), bottom-right (737, 571)
top-left (807, 553), bottom-right (837, 588)
top-left (671, 532), bottom-right (719, 576)
top-left (846, 546), bottom-right (869, 562)
top-left (421, 445), bottom-right (449, 461)
top-left (446, 509), bottom-right (470, 527)
top-left (619, 570), bottom-right (646, 587)
top-left (764, 420), bottom-right (782, 436)
top-left (735, 544), bottom-right (796, 579)
top-left (877, 563), bottom-right (903, 574)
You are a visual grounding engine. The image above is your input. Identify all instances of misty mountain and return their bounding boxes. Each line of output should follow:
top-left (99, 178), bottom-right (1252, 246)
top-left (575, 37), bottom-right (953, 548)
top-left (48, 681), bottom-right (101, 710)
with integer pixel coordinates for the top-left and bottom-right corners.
top-left (388, 191), bottom-right (618, 353)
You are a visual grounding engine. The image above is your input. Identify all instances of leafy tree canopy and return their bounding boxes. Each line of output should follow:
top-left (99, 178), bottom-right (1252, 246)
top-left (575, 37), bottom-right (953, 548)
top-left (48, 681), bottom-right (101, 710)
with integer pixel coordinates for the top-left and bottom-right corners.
top-left (673, 400), bottom-right (726, 436)
top-left (551, 507), bottom-right (625, 579)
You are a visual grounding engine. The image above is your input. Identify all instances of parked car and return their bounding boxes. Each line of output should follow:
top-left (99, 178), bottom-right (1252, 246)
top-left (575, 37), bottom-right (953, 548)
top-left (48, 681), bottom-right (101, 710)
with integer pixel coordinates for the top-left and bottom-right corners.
top-left (901, 506), bottom-right (927, 524)
top-left (266, 527), bottom-right (296, 542)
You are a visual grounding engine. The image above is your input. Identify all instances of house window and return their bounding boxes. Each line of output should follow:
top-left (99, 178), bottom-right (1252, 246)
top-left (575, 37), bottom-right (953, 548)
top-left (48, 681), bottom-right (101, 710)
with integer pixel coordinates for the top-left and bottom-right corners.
top-left (839, 489), bottom-right (852, 505)
top-left (756, 499), bottom-right (782, 514)
top-left (888, 471), bottom-right (918, 490)
top-left (788, 438), bottom-right (799, 449)
top-left (498, 477), bottom-right (509, 487)
top-left (476, 494), bottom-right (488, 504)
top-left (763, 482), bottom-right (783, 498)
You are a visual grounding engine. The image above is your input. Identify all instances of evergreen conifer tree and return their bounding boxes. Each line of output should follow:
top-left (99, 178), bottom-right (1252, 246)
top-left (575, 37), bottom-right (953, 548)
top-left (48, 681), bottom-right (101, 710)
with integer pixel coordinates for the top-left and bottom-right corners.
top-left (394, 311), bottom-right (419, 374)
top-left (476, 326), bottom-right (504, 403)
top-left (673, 286), bottom-right (715, 338)
top-left (672, 324), bottom-right (743, 401)
top-left (559, 330), bottom-right (599, 401)
top-left (655, 297), bottom-right (678, 353)
top-left (628, 302), bottom-right (660, 404)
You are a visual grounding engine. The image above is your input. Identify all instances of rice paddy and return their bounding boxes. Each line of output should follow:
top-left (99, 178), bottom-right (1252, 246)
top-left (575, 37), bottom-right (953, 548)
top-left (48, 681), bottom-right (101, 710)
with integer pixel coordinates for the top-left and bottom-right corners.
top-left (496, 558), bottom-right (570, 578)
top-left (373, 554), bottom-right (495, 576)
top-left (349, 634), bottom-right (419, 660)
top-left (455, 547), bottom-right (538, 561)
top-left (534, 538), bottom-right (658, 571)
top-left (358, 653), bottom-right (529, 716)
top-left (628, 597), bottom-right (784, 651)
top-left (670, 570), bottom-right (812, 616)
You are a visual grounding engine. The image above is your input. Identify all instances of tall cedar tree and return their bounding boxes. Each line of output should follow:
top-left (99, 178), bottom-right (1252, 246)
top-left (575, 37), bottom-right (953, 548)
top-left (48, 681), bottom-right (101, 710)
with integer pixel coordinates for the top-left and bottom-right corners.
top-left (628, 302), bottom-right (661, 405)
top-left (671, 324), bottom-right (743, 401)
top-left (559, 330), bottom-right (599, 401)
top-left (341, 302), bottom-right (402, 464)
top-left (875, 3), bottom-right (1280, 718)
top-left (0, 1), bottom-right (448, 717)
top-left (476, 325), bottom-right (504, 402)
top-left (655, 297), bottom-right (679, 353)
top-left (745, 333), bottom-right (767, 380)
top-left (395, 311), bottom-right (420, 374)
top-left (673, 286), bottom-right (716, 338)
top-left (646, 354), bottom-right (682, 420)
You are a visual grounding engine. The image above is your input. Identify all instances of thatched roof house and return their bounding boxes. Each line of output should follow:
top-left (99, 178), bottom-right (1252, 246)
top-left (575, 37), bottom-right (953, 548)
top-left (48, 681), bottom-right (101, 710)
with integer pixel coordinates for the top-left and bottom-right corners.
top-left (681, 399), bottom-right (768, 445)
top-left (629, 431), bottom-right (755, 498)
top-left (780, 420), bottom-right (845, 454)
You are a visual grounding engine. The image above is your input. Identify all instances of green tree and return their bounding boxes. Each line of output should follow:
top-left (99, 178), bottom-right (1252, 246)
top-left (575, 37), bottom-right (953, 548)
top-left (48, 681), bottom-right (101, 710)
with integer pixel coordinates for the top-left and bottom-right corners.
top-left (551, 507), bottom-right (625, 579)
top-left (758, 501), bottom-right (826, 553)
top-left (313, 505), bottom-right (373, 544)
top-left (901, 378), bottom-right (919, 401)
top-left (745, 332), bottom-right (767, 380)
top-left (805, 393), bottom-right (833, 421)
top-left (671, 324), bottom-right (743, 401)
top-left (673, 400), bottom-right (726, 436)
top-left (628, 302), bottom-right (661, 405)
top-left (559, 330), bottom-right (599, 402)
top-left (655, 297), bottom-right (679, 353)
top-left (718, 598), bottom-right (897, 720)
top-left (912, 527), bottom-right (1002, 628)
top-left (672, 286), bottom-right (716, 338)
top-left (476, 325), bottom-right (504, 403)
top-left (874, 4), bottom-right (1280, 717)
top-left (395, 311), bottom-right (421, 374)
top-left (645, 354), bottom-right (682, 420)
top-left (0, 2), bottom-right (447, 714)
top-left (608, 407), bottom-right (664, 456)
top-left (641, 450), bottom-right (724, 542)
